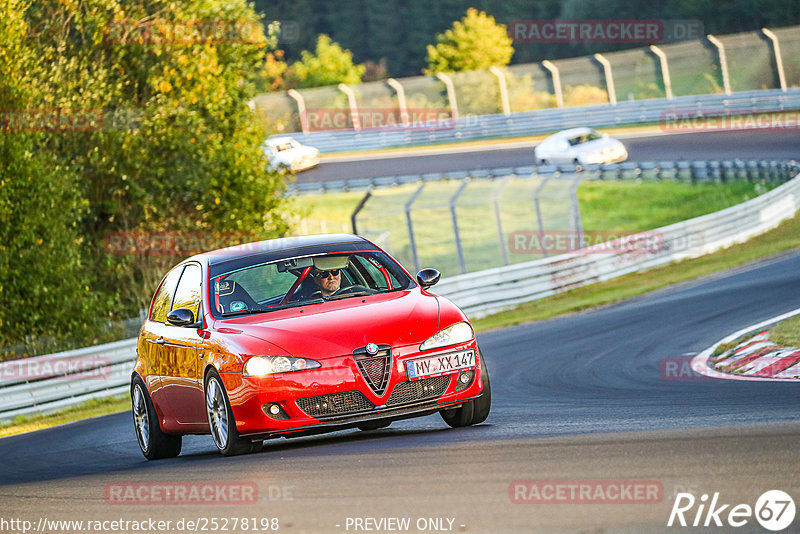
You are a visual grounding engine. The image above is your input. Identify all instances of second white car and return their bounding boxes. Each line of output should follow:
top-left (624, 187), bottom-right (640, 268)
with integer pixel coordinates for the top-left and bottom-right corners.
top-left (263, 137), bottom-right (320, 172)
top-left (535, 127), bottom-right (627, 166)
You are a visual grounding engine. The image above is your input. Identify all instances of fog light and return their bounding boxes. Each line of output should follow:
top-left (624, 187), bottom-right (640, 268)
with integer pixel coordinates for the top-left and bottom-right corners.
top-left (455, 370), bottom-right (475, 392)
top-left (262, 403), bottom-right (289, 420)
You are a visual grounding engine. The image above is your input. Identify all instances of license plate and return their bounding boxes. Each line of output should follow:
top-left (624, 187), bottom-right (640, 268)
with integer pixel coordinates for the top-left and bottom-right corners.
top-left (406, 350), bottom-right (475, 380)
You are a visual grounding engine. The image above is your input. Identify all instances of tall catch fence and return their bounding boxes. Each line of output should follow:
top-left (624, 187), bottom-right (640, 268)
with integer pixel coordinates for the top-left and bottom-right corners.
top-left (255, 25), bottom-right (800, 137)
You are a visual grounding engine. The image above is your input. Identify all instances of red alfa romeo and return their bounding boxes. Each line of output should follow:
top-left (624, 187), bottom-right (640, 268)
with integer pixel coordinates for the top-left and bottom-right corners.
top-left (131, 234), bottom-right (491, 459)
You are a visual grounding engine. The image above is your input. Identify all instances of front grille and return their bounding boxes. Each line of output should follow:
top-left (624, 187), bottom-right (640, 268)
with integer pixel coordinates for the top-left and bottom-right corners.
top-left (297, 391), bottom-right (375, 418)
top-left (354, 345), bottom-right (391, 395)
top-left (386, 375), bottom-right (451, 406)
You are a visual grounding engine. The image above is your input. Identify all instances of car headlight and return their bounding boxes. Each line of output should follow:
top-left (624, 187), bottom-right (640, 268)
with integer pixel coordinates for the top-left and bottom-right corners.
top-left (419, 322), bottom-right (474, 351)
top-left (243, 356), bottom-right (321, 377)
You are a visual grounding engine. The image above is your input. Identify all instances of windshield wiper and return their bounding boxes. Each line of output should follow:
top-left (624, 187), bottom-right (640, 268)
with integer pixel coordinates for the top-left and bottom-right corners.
top-left (324, 290), bottom-right (375, 301)
top-left (220, 308), bottom-right (268, 317)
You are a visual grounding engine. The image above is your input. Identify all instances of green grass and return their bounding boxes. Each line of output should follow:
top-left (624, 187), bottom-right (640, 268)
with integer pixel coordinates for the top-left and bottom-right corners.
top-left (770, 315), bottom-right (800, 347)
top-left (0, 394), bottom-right (130, 438)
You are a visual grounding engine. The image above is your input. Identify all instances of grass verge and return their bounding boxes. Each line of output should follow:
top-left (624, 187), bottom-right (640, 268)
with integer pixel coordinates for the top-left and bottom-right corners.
top-left (0, 394), bottom-right (130, 438)
top-left (770, 315), bottom-right (800, 347)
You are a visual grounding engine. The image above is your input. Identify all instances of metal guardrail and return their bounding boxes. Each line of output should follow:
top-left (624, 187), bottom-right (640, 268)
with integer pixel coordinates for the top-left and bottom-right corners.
top-left (0, 339), bottom-right (135, 423)
top-left (290, 158), bottom-right (798, 195)
top-left (2, 160), bottom-right (798, 423)
top-left (282, 88), bottom-right (800, 156)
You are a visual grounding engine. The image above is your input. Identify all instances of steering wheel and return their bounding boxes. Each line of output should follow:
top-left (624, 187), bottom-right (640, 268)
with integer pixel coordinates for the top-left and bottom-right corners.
top-left (331, 285), bottom-right (374, 297)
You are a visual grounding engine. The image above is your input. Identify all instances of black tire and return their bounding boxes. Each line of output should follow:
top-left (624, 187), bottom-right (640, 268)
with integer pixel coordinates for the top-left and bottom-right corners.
top-left (440, 399), bottom-right (474, 428)
top-left (358, 420), bottom-right (391, 431)
top-left (470, 352), bottom-right (492, 425)
top-left (440, 350), bottom-right (491, 428)
top-left (131, 375), bottom-right (182, 460)
top-left (205, 369), bottom-right (261, 456)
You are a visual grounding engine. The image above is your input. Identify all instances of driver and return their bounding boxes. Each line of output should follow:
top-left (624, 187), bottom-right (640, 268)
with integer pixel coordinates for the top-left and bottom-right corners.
top-left (310, 267), bottom-right (342, 298)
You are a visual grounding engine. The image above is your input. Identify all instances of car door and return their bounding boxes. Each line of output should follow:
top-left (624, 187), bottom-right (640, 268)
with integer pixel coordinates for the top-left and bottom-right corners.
top-left (160, 262), bottom-right (207, 425)
top-left (143, 266), bottom-right (184, 414)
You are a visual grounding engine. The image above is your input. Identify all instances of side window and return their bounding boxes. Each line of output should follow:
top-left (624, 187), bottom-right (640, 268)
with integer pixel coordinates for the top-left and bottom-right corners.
top-left (171, 264), bottom-right (202, 319)
top-left (150, 267), bottom-right (184, 323)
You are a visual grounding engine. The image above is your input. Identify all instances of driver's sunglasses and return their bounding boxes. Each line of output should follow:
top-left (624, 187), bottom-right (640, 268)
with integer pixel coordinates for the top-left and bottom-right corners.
top-left (312, 269), bottom-right (340, 279)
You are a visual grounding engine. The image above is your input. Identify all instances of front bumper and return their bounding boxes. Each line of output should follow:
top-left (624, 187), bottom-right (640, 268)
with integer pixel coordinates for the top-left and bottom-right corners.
top-left (221, 341), bottom-right (484, 437)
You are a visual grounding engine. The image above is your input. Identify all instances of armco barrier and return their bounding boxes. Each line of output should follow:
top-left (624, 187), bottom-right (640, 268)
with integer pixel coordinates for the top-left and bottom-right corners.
top-left (290, 159), bottom-right (798, 194)
top-left (2, 163), bottom-right (799, 423)
top-left (281, 89), bottom-right (800, 155)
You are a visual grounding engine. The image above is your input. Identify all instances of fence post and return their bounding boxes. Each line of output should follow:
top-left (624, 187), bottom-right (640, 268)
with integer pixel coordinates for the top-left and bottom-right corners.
top-left (534, 175), bottom-right (551, 257)
top-left (405, 185), bottom-right (425, 273)
top-left (489, 66), bottom-right (511, 116)
top-left (338, 83), bottom-right (361, 130)
top-left (493, 177), bottom-right (512, 266)
top-left (435, 72), bottom-right (459, 121)
top-left (450, 179), bottom-right (470, 274)
top-left (706, 34), bottom-right (732, 95)
top-left (593, 53), bottom-right (617, 106)
top-left (761, 28), bottom-right (787, 91)
top-left (387, 78), bottom-right (410, 125)
top-left (569, 173), bottom-right (585, 246)
top-left (350, 190), bottom-right (372, 235)
top-left (649, 45), bottom-right (674, 100)
top-left (541, 60), bottom-right (564, 108)
top-left (287, 89), bottom-right (308, 134)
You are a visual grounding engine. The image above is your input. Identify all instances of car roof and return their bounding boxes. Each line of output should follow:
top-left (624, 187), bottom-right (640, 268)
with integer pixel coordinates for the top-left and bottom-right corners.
top-left (264, 137), bottom-right (298, 148)
top-left (547, 127), bottom-right (596, 140)
top-left (193, 233), bottom-right (380, 276)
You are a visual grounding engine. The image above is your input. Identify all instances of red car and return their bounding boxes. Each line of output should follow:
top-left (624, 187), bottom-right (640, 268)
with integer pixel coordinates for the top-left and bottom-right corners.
top-left (131, 234), bottom-right (491, 459)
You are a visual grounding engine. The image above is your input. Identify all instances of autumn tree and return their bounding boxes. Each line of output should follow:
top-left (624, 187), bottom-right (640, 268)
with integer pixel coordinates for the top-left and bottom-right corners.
top-left (424, 8), bottom-right (514, 74)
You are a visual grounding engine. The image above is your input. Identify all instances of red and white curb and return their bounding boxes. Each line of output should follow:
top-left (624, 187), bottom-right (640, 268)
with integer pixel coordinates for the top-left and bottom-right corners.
top-left (692, 307), bottom-right (800, 382)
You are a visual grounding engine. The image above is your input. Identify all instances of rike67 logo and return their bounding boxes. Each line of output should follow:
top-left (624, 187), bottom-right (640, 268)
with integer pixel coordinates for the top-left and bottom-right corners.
top-left (668, 490), bottom-right (796, 531)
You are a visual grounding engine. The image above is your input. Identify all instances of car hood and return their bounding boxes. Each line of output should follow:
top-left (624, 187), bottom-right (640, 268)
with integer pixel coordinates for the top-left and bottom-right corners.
top-left (227, 290), bottom-right (440, 358)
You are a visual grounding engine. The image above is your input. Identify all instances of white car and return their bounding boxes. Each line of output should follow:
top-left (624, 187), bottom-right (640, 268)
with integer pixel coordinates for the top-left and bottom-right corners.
top-left (263, 137), bottom-right (320, 172)
top-left (534, 127), bottom-right (627, 166)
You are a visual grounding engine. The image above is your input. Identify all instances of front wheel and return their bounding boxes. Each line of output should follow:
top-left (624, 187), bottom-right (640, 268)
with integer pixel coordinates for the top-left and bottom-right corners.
top-left (205, 370), bottom-right (261, 456)
top-left (440, 351), bottom-right (491, 428)
top-left (131, 375), bottom-right (182, 460)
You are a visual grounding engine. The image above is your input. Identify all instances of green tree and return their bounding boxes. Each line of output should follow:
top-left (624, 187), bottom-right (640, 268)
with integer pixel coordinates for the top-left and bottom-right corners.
top-left (0, 0), bottom-right (101, 348)
top-left (424, 8), bottom-right (514, 74)
top-left (292, 34), bottom-right (366, 88)
top-left (1, 0), bottom-right (295, 348)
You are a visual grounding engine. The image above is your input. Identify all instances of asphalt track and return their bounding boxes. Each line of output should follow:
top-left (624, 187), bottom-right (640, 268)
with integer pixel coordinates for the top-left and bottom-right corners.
top-left (300, 129), bottom-right (800, 182)
top-left (1, 131), bottom-right (800, 533)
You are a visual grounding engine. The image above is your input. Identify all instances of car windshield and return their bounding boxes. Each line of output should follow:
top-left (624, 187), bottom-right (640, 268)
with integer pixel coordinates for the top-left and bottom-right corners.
top-left (273, 141), bottom-right (296, 152)
top-left (210, 251), bottom-right (414, 318)
top-left (568, 131), bottom-right (602, 146)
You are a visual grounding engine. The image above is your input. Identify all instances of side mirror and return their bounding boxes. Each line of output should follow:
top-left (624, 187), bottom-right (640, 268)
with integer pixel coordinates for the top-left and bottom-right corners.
top-left (416, 268), bottom-right (441, 289)
top-left (166, 308), bottom-right (197, 327)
